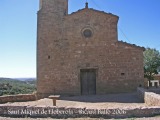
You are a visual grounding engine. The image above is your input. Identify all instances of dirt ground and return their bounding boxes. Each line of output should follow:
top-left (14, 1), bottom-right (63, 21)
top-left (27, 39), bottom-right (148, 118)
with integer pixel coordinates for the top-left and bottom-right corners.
top-left (0, 92), bottom-right (146, 109)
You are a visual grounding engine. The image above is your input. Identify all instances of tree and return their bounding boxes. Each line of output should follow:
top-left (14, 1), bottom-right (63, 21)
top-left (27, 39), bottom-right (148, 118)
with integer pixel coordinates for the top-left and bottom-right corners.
top-left (144, 48), bottom-right (160, 80)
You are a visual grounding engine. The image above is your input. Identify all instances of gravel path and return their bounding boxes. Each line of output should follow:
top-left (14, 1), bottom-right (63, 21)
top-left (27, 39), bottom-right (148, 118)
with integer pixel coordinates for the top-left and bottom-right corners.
top-left (0, 92), bottom-right (146, 109)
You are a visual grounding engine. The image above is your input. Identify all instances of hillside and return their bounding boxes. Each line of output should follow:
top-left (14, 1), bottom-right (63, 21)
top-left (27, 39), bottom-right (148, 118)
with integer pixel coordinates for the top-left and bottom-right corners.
top-left (0, 78), bottom-right (36, 96)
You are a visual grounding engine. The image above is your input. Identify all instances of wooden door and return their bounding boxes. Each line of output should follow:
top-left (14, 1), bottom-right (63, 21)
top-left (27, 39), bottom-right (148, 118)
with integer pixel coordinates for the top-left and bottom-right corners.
top-left (80, 69), bottom-right (96, 95)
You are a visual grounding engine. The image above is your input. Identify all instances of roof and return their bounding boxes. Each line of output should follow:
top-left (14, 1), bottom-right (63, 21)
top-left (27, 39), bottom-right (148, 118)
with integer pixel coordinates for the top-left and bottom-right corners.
top-left (69, 7), bottom-right (119, 18)
top-left (116, 41), bottom-right (145, 51)
top-left (154, 74), bottom-right (160, 76)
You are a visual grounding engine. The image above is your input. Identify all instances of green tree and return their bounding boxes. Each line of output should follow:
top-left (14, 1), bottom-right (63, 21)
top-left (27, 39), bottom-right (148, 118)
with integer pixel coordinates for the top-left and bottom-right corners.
top-left (144, 48), bottom-right (160, 80)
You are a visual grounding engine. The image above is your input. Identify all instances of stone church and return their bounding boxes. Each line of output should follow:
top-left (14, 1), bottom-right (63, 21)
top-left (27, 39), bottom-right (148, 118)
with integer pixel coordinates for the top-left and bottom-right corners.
top-left (37, 0), bottom-right (145, 98)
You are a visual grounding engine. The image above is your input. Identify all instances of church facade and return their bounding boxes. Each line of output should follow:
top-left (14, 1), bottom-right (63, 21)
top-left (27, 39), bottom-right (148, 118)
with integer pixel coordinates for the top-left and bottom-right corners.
top-left (37, 0), bottom-right (145, 98)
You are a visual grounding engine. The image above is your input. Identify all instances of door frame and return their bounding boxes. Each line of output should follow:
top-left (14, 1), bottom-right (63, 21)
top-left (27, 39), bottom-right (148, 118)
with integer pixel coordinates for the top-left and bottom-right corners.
top-left (80, 68), bottom-right (97, 95)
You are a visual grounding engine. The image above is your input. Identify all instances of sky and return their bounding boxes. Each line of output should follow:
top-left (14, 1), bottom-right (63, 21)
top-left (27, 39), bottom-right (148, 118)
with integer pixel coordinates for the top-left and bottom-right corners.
top-left (0, 0), bottom-right (160, 78)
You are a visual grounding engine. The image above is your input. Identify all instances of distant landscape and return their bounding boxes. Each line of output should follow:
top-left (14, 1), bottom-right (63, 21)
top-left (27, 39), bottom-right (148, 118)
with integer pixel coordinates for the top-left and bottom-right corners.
top-left (0, 78), bottom-right (36, 96)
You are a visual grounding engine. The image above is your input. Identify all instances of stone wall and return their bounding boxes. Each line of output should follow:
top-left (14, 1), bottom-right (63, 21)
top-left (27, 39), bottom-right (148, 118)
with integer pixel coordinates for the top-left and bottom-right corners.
top-left (145, 92), bottom-right (160, 106)
top-left (0, 105), bottom-right (160, 119)
top-left (137, 87), bottom-right (160, 106)
top-left (0, 94), bottom-right (36, 104)
top-left (37, 0), bottom-right (145, 97)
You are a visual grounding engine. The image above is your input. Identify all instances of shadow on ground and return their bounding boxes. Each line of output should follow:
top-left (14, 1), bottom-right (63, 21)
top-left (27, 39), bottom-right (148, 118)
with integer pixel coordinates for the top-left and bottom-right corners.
top-left (60, 92), bottom-right (143, 103)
